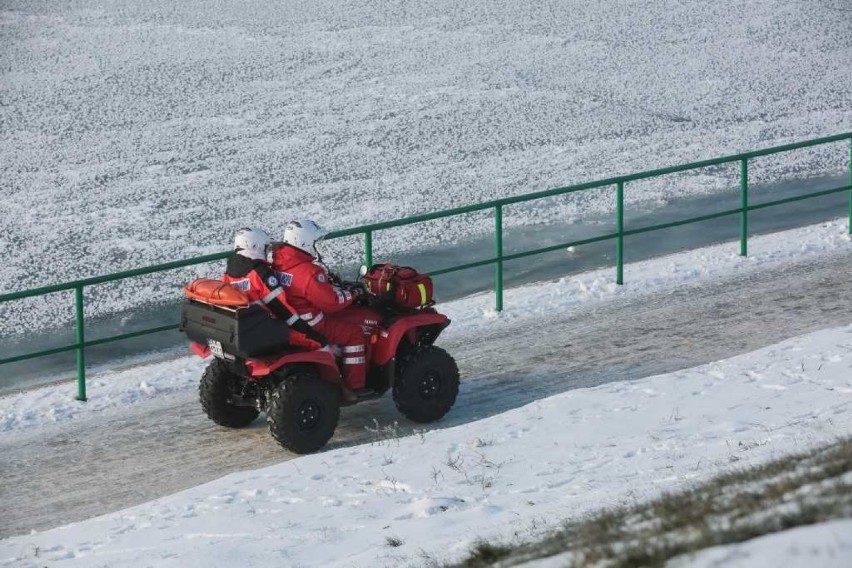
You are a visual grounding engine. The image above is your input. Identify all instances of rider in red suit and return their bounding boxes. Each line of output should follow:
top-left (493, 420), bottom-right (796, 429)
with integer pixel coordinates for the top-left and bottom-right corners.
top-left (271, 220), bottom-right (367, 402)
top-left (223, 227), bottom-right (328, 350)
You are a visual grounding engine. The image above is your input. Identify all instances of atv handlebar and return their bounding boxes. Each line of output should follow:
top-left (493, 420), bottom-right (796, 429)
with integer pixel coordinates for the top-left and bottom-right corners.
top-left (340, 281), bottom-right (368, 305)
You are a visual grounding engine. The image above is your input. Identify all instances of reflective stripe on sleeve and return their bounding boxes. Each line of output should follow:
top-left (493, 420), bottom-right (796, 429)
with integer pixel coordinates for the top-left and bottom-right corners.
top-left (262, 287), bottom-right (283, 304)
top-left (286, 314), bottom-right (300, 325)
top-left (342, 356), bottom-right (367, 365)
top-left (299, 312), bottom-right (324, 326)
top-left (342, 345), bottom-right (365, 353)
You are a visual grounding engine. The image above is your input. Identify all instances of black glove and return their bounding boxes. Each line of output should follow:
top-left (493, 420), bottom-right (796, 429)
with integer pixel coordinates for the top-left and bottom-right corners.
top-left (353, 282), bottom-right (370, 305)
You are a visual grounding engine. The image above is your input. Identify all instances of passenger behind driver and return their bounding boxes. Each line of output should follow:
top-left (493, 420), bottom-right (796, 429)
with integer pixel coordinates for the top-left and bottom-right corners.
top-left (271, 220), bottom-right (367, 402)
top-left (223, 227), bottom-right (329, 350)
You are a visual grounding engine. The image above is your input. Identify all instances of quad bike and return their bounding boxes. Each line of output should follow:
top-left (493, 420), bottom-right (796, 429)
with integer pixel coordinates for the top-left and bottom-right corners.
top-left (179, 266), bottom-right (459, 454)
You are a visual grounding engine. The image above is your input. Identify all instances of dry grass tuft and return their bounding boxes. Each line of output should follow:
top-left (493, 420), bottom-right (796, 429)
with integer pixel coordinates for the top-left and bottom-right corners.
top-left (445, 437), bottom-right (852, 567)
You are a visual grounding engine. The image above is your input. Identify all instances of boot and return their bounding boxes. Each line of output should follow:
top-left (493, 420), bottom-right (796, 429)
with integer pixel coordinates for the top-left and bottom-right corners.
top-left (341, 385), bottom-right (358, 403)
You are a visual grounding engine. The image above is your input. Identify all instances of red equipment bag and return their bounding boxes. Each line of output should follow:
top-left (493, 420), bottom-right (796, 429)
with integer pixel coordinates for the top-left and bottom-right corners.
top-left (363, 263), bottom-right (434, 309)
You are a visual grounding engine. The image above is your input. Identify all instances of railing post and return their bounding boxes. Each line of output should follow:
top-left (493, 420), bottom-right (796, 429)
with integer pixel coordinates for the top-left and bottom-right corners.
top-left (364, 230), bottom-right (373, 267)
top-left (74, 285), bottom-right (87, 402)
top-left (495, 205), bottom-right (504, 312)
top-left (740, 158), bottom-right (749, 256)
top-left (616, 182), bottom-right (624, 285)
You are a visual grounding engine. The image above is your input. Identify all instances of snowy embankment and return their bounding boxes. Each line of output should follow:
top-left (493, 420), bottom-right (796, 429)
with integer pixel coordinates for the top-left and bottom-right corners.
top-left (1, 220), bottom-right (851, 567)
top-left (1, 325), bottom-right (850, 567)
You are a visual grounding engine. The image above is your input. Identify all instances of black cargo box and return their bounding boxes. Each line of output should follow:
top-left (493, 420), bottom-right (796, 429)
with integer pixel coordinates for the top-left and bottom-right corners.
top-left (180, 301), bottom-right (290, 358)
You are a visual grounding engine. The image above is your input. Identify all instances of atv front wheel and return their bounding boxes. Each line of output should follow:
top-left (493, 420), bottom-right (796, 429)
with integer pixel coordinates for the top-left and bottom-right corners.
top-left (266, 369), bottom-right (341, 454)
top-left (394, 346), bottom-right (459, 423)
top-left (199, 359), bottom-right (260, 428)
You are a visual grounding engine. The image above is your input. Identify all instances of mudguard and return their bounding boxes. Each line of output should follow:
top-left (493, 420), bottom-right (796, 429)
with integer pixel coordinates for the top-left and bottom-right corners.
top-left (371, 312), bottom-right (450, 366)
top-left (189, 342), bottom-right (340, 382)
top-left (245, 350), bottom-right (341, 381)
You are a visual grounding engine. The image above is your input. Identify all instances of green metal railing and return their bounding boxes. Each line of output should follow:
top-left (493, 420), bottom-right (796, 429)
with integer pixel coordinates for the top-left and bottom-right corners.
top-left (2, 132), bottom-right (851, 400)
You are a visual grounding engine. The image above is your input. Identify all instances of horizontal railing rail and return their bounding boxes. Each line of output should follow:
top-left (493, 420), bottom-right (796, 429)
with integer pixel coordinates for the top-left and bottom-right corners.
top-left (0, 251), bottom-right (231, 304)
top-left (2, 131), bottom-right (850, 400)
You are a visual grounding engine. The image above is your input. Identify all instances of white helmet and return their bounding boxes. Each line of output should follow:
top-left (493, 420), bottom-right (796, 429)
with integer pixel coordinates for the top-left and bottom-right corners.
top-left (282, 219), bottom-right (328, 258)
top-left (234, 227), bottom-right (271, 260)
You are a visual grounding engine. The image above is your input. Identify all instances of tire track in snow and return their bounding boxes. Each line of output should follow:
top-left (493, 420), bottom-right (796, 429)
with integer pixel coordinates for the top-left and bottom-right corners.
top-left (1, 248), bottom-right (851, 538)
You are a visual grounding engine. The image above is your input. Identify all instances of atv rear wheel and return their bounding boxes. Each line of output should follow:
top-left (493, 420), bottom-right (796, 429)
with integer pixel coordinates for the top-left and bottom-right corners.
top-left (266, 369), bottom-right (341, 454)
top-left (394, 346), bottom-right (459, 423)
top-left (199, 359), bottom-right (260, 428)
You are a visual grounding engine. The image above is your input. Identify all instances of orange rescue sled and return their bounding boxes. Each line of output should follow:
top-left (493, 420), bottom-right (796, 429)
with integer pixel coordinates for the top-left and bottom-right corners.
top-left (183, 278), bottom-right (249, 308)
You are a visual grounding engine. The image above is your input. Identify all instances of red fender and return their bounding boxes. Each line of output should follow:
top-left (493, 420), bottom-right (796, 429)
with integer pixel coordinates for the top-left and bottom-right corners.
top-left (189, 342), bottom-right (341, 382)
top-left (372, 312), bottom-right (449, 366)
top-left (190, 341), bottom-right (211, 358)
top-left (245, 349), bottom-right (341, 382)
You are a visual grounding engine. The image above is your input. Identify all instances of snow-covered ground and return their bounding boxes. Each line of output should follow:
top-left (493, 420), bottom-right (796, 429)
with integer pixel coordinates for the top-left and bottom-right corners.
top-left (1, 220), bottom-right (850, 567)
top-left (2, 0), bottom-right (851, 563)
top-left (668, 521), bottom-right (852, 568)
top-left (2, 0), bottom-right (851, 334)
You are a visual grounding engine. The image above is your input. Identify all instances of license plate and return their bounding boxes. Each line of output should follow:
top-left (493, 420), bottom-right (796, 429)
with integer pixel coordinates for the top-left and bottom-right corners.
top-left (207, 339), bottom-right (225, 359)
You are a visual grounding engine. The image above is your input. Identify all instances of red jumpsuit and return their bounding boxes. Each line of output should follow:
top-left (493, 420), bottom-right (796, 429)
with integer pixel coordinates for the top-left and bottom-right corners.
top-left (222, 254), bottom-right (328, 350)
top-left (272, 245), bottom-right (367, 390)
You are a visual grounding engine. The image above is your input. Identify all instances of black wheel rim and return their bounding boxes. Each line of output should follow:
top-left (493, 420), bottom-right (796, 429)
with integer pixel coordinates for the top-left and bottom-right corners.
top-left (418, 372), bottom-right (441, 400)
top-left (296, 399), bottom-right (322, 431)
